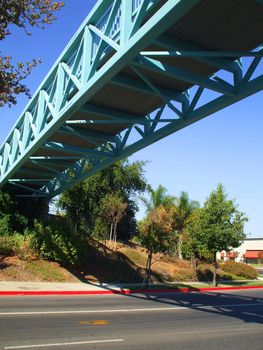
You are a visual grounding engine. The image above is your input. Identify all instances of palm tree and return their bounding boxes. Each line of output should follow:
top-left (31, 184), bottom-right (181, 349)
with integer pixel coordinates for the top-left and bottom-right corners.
top-left (140, 184), bottom-right (175, 212)
top-left (174, 191), bottom-right (200, 259)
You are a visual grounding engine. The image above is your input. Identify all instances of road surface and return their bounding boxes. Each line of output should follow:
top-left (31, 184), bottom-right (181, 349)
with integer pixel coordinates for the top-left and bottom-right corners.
top-left (0, 289), bottom-right (263, 349)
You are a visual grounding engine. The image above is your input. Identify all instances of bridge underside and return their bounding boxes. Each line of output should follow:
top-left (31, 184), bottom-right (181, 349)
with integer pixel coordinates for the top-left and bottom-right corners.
top-left (1, 0), bottom-right (263, 198)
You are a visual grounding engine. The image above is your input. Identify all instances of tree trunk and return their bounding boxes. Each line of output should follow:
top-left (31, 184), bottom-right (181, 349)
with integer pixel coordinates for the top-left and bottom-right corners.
top-left (144, 249), bottom-right (153, 287)
top-left (213, 252), bottom-right (217, 287)
top-left (109, 222), bottom-right (113, 243)
top-left (113, 221), bottom-right (117, 251)
top-left (190, 252), bottom-right (196, 270)
top-left (74, 215), bottom-right (78, 235)
top-left (178, 234), bottom-right (183, 259)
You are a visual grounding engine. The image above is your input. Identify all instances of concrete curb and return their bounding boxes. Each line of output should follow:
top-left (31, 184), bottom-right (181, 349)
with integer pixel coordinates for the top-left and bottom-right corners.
top-left (1, 285), bottom-right (263, 296)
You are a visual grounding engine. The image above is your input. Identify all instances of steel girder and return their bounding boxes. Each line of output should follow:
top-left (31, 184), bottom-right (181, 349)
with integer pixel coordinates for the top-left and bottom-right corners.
top-left (0, 0), bottom-right (263, 198)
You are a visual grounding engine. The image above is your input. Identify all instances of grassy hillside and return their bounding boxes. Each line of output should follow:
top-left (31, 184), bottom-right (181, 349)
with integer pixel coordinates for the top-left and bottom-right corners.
top-left (0, 240), bottom-right (195, 283)
top-left (0, 240), bottom-right (258, 283)
top-left (0, 256), bottom-right (78, 282)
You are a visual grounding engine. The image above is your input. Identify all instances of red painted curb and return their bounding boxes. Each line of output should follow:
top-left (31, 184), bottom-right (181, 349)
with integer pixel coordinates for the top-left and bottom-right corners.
top-left (0, 285), bottom-right (263, 296)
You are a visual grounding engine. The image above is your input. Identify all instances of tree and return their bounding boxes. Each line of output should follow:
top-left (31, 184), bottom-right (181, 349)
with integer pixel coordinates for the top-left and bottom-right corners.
top-left (173, 191), bottom-right (200, 259)
top-left (139, 205), bottom-right (176, 286)
top-left (102, 194), bottom-right (127, 250)
top-left (0, 189), bottom-right (28, 234)
top-left (258, 251), bottom-right (263, 264)
top-left (59, 159), bottom-right (148, 240)
top-left (140, 184), bottom-right (175, 212)
top-left (184, 209), bottom-right (214, 267)
top-left (0, 0), bottom-right (64, 107)
top-left (187, 184), bottom-right (247, 286)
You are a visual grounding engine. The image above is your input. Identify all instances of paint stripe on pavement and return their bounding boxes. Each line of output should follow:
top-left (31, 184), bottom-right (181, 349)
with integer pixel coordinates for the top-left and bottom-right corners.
top-left (4, 338), bottom-right (124, 349)
top-left (1, 302), bottom-right (263, 317)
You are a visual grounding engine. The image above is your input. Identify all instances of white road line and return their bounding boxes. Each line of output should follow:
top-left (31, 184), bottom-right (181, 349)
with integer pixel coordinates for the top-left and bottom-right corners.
top-left (0, 302), bottom-right (263, 316)
top-left (4, 338), bottom-right (124, 349)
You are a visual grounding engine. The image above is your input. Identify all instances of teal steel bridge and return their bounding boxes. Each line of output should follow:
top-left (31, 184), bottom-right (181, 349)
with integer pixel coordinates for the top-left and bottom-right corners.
top-left (1, 0), bottom-right (263, 198)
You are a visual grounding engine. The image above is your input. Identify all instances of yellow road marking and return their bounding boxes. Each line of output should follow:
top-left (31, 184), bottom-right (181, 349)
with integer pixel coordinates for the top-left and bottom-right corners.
top-left (78, 320), bottom-right (108, 325)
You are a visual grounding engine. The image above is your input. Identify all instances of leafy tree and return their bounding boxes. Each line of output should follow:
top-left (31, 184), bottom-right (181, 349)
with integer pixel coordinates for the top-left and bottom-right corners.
top-left (59, 159), bottom-right (148, 240)
top-left (0, 189), bottom-right (28, 234)
top-left (139, 205), bottom-right (176, 286)
top-left (187, 184), bottom-right (247, 286)
top-left (102, 194), bottom-right (127, 250)
top-left (0, 0), bottom-right (64, 107)
top-left (140, 184), bottom-right (175, 212)
top-left (184, 209), bottom-right (213, 267)
top-left (173, 191), bottom-right (200, 259)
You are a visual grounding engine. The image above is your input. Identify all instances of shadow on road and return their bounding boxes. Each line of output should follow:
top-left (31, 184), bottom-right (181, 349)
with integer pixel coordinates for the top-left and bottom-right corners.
top-left (83, 281), bottom-right (263, 325)
top-left (122, 289), bottom-right (263, 324)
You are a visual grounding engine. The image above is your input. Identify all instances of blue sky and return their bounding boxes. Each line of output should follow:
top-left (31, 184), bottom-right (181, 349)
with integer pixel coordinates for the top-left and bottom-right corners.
top-left (1, 0), bottom-right (262, 237)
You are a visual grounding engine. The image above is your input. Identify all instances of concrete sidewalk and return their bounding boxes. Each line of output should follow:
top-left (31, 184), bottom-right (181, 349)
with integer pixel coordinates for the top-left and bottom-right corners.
top-left (1, 280), bottom-right (263, 296)
top-left (0, 281), bottom-right (126, 292)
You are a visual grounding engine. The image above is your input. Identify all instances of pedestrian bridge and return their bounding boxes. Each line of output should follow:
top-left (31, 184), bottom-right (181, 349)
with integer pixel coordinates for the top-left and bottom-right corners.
top-left (1, 0), bottom-right (263, 198)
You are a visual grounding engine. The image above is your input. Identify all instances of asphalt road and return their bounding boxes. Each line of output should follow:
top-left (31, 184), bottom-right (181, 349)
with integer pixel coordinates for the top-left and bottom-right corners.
top-left (0, 289), bottom-right (263, 350)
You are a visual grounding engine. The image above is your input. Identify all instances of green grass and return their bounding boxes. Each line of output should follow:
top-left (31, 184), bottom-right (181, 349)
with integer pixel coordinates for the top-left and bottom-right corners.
top-left (120, 248), bottom-right (147, 267)
top-left (218, 280), bottom-right (263, 287)
top-left (123, 280), bottom-right (263, 291)
top-left (25, 261), bottom-right (66, 282)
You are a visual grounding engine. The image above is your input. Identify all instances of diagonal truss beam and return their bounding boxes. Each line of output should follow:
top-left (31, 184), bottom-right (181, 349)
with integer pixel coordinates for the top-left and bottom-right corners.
top-left (133, 56), bottom-right (236, 96)
top-left (44, 72), bottom-right (263, 198)
top-left (110, 75), bottom-right (187, 102)
top-left (79, 104), bottom-right (148, 125)
top-left (0, 0), bottom-right (201, 189)
top-left (154, 35), bottom-right (238, 73)
top-left (59, 125), bottom-right (119, 143)
top-left (1, 0), bottom-right (263, 198)
top-left (43, 142), bottom-right (115, 158)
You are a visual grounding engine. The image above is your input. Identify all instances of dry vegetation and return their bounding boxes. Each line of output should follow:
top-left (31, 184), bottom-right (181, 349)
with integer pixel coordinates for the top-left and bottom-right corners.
top-left (0, 256), bottom-right (78, 282)
top-left (0, 240), bottom-right (196, 283)
top-left (0, 240), bottom-right (258, 283)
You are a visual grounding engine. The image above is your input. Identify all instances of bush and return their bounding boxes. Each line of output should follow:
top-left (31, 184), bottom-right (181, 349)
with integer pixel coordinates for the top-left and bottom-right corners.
top-left (172, 268), bottom-right (196, 282)
top-left (0, 215), bottom-right (13, 236)
top-left (0, 189), bottom-right (28, 234)
top-left (161, 256), bottom-right (190, 268)
top-left (196, 264), bottom-right (240, 282)
top-left (196, 264), bottom-right (214, 281)
top-left (221, 261), bottom-right (258, 279)
top-left (0, 235), bottom-right (15, 255)
top-left (0, 217), bottom-right (90, 266)
top-left (29, 219), bottom-right (90, 267)
top-left (0, 233), bottom-right (36, 259)
top-left (218, 271), bottom-right (235, 281)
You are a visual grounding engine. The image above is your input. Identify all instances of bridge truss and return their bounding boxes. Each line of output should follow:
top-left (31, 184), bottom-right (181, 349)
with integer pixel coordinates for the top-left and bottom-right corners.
top-left (0, 0), bottom-right (263, 198)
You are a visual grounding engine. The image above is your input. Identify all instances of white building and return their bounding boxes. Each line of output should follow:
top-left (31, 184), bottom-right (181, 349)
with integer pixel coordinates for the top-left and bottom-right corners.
top-left (218, 238), bottom-right (263, 264)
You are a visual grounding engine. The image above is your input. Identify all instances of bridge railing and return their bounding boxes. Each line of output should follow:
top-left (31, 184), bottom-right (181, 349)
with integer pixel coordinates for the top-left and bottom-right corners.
top-left (0, 0), bottom-right (160, 184)
top-left (91, 0), bottom-right (155, 62)
top-left (1, 0), bottom-right (263, 198)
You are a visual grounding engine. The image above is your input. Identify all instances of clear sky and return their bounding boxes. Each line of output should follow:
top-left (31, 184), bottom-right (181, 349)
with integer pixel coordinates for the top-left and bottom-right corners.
top-left (1, 0), bottom-right (262, 237)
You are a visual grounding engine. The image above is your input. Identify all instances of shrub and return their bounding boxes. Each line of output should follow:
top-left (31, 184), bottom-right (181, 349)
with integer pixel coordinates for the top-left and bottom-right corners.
top-left (0, 233), bottom-right (37, 260)
top-left (221, 261), bottom-right (258, 279)
top-left (218, 271), bottom-right (235, 281)
top-left (161, 256), bottom-right (190, 268)
top-left (30, 220), bottom-right (90, 267)
top-left (0, 215), bottom-right (13, 236)
top-left (0, 235), bottom-right (16, 255)
top-left (16, 234), bottom-right (38, 261)
top-left (196, 264), bottom-right (214, 281)
top-left (172, 268), bottom-right (196, 282)
top-left (196, 263), bottom-right (237, 281)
